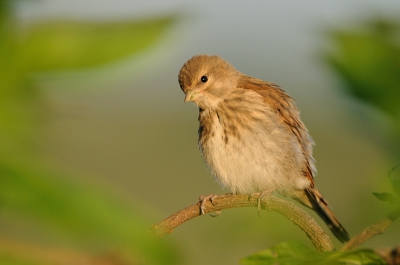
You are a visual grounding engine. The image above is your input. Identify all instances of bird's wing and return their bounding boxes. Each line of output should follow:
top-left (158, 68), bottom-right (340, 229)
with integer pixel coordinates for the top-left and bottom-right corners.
top-left (238, 76), bottom-right (315, 187)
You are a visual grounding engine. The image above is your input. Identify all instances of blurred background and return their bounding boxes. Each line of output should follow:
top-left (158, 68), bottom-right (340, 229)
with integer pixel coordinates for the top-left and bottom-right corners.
top-left (1, 0), bottom-right (400, 264)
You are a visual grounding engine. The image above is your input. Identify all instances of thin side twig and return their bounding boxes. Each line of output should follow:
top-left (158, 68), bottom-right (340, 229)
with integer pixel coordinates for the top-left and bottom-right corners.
top-left (152, 193), bottom-right (334, 252)
top-left (341, 206), bottom-right (400, 251)
top-left (341, 218), bottom-right (392, 251)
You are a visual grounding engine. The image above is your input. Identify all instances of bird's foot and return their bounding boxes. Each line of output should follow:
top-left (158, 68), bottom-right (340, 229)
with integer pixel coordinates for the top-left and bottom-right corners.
top-left (255, 189), bottom-right (274, 212)
top-left (199, 194), bottom-right (219, 215)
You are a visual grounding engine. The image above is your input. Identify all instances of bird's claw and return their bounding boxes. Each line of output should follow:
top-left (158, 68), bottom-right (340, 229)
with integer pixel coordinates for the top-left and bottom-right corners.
top-left (199, 194), bottom-right (219, 215)
top-left (255, 189), bottom-right (274, 213)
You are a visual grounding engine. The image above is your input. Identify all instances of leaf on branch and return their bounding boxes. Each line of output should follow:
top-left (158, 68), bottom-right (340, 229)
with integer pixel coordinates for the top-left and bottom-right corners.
top-left (240, 241), bottom-right (323, 265)
top-left (387, 166), bottom-right (400, 196)
top-left (372, 192), bottom-right (399, 205)
top-left (387, 206), bottom-right (400, 221)
top-left (336, 249), bottom-right (387, 265)
top-left (240, 241), bottom-right (386, 265)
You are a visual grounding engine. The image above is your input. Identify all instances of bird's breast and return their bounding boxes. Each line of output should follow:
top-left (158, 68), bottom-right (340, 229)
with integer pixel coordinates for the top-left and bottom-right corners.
top-left (197, 104), bottom-right (310, 195)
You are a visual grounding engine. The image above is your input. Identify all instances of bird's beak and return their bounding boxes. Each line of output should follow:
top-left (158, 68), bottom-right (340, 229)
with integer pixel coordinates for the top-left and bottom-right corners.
top-left (184, 88), bottom-right (199, 103)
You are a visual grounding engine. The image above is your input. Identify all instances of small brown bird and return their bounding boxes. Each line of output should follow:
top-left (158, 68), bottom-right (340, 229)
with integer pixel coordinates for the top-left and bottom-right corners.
top-left (178, 54), bottom-right (349, 243)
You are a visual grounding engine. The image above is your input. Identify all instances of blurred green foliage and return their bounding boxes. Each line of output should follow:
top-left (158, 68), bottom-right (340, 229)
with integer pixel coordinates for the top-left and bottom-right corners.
top-left (373, 167), bottom-right (400, 221)
top-left (326, 19), bottom-right (400, 120)
top-left (22, 19), bottom-right (174, 72)
top-left (0, 1), bottom-right (178, 264)
top-left (325, 18), bottom-right (400, 158)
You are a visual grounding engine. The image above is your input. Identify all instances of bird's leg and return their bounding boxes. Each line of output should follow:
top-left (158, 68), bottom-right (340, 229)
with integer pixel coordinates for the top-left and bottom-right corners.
top-left (255, 189), bottom-right (274, 212)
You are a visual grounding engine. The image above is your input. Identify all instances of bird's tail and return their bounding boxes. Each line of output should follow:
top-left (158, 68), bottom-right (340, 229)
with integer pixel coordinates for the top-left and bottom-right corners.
top-left (297, 188), bottom-right (350, 243)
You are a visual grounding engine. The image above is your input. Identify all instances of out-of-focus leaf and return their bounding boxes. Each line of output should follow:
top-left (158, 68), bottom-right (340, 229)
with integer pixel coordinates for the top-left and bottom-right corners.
top-left (388, 206), bottom-right (400, 221)
top-left (334, 249), bottom-right (387, 265)
top-left (240, 241), bottom-right (385, 265)
top-left (388, 166), bottom-right (400, 196)
top-left (0, 15), bottom-right (176, 152)
top-left (0, 157), bottom-right (178, 265)
top-left (372, 192), bottom-right (399, 205)
top-left (20, 16), bottom-right (176, 72)
top-left (240, 241), bottom-right (324, 265)
top-left (325, 19), bottom-right (400, 119)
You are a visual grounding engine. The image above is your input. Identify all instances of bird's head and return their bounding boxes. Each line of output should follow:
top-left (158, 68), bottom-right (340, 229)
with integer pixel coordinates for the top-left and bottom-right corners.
top-left (178, 54), bottom-right (239, 109)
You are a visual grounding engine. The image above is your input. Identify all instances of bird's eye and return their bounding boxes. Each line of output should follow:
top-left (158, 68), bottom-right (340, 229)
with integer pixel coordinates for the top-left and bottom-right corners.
top-left (200, 76), bottom-right (208, 83)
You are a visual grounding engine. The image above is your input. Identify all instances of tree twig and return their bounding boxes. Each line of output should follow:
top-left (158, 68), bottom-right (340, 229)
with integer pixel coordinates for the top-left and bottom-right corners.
top-left (341, 206), bottom-right (400, 251)
top-left (152, 193), bottom-right (335, 252)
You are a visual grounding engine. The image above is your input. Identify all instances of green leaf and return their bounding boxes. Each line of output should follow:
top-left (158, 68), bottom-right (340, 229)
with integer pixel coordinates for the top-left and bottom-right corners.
top-left (387, 206), bottom-right (400, 221)
top-left (240, 241), bottom-right (326, 265)
top-left (387, 166), bottom-right (400, 196)
top-left (20, 16), bottom-right (176, 72)
top-left (240, 241), bottom-right (386, 265)
top-left (372, 192), bottom-right (399, 205)
top-left (325, 19), bottom-right (400, 119)
top-left (334, 249), bottom-right (386, 265)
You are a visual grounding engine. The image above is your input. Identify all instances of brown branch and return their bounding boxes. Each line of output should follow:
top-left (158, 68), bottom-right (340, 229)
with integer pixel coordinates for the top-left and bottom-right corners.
top-left (341, 218), bottom-right (392, 251)
top-left (152, 193), bottom-right (334, 252)
top-left (341, 206), bottom-right (400, 251)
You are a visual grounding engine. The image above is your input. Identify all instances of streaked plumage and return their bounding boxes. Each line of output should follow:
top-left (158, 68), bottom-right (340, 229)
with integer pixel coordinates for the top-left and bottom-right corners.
top-left (178, 54), bottom-right (349, 243)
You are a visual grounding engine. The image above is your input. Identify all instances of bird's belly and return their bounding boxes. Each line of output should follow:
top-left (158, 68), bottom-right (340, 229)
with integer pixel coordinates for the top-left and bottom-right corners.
top-left (200, 122), bottom-right (309, 195)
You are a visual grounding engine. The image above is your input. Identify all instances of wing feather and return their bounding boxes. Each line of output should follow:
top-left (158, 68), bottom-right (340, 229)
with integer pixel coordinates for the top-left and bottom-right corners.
top-left (237, 76), bottom-right (315, 187)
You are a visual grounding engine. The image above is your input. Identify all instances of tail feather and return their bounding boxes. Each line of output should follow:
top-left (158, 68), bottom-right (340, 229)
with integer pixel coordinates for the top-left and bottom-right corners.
top-left (300, 188), bottom-right (350, 243)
